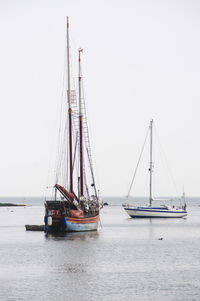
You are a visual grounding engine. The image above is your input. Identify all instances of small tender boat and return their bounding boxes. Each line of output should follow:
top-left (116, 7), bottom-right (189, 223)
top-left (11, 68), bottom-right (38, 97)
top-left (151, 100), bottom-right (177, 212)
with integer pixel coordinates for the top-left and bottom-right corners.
top-left (25, 225), bottom-right (45, 231)
top-left (124, 120), bottom-right (187, 218)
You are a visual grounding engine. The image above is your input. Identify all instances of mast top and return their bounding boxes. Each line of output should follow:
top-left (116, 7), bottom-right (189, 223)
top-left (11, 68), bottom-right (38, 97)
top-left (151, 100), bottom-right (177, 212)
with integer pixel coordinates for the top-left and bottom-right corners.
top-left (67, 16), bottom-right (72, 109)
top-left (78, 48), bottom-right (83, 62)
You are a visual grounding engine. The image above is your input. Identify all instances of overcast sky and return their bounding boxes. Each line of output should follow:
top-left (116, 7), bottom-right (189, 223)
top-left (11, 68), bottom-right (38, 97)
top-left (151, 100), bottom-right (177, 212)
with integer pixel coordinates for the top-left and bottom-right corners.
top-left (0, 0), bottom-right (200, 197)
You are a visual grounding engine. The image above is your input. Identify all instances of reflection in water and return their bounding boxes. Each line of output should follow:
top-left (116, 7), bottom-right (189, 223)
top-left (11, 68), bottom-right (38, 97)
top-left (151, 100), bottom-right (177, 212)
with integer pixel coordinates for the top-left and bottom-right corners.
top-left (64, 263), bottom-right (86, 273)
top-left (45, 231), bottom-right (99, 241)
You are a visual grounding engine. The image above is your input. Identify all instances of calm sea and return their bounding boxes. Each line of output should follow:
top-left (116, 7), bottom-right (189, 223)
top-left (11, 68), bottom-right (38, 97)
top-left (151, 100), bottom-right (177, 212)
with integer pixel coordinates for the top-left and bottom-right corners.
top-left (0, 196), bottom-right (200, 301)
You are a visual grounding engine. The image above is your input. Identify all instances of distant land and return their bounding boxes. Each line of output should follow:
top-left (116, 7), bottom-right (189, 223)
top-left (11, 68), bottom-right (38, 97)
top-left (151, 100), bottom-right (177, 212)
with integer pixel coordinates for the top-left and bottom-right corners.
top-left (0, 203), bottom-right (26, 207)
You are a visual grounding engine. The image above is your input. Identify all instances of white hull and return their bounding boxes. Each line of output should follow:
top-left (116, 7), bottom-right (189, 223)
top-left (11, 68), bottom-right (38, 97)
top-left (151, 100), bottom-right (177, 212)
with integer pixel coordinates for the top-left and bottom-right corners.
top-left (124, 207), bottom-right (187, 218)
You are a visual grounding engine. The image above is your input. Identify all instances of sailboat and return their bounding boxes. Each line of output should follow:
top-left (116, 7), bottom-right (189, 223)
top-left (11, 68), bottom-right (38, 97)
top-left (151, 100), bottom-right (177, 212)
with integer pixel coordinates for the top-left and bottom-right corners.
top-left (44, 18), bottom-right (101, 232)
top-left (124, 120), bottom-right (187, 218)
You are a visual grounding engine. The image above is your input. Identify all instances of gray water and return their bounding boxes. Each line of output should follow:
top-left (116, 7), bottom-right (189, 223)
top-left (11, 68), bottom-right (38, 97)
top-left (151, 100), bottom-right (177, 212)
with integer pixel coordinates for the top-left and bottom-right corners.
top-left (0, 197), bottom-right (200, 301)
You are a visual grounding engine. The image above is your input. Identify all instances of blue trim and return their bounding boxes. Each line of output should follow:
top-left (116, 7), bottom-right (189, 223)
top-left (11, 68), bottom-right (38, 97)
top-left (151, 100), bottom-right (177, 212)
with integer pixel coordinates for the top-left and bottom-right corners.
top-left (129, 215), bottom-right (185, 218)
top-left (137, 206), bottom-right (168, 210)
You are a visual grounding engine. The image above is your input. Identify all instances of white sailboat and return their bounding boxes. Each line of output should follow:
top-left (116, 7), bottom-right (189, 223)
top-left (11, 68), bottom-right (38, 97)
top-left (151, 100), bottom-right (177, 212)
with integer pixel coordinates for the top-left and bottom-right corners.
top-left (124, 120), bottom-right (187, 218)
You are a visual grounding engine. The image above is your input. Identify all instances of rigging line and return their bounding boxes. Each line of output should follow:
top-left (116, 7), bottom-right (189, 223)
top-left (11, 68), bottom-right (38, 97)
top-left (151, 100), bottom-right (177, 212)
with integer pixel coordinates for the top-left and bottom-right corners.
top-left (86, 146), bottom-right (97, 198)
top-left (154, 125), bottom-right (179, 198)
top-left (82, 97), bottom-right (99, 196)
top-left (55, 94), bottom-right (68, 183)
top-left (76, 57), bottom-right (99, 198)
top-left (55, 33), bottom-right (68, 183)
top-left (72, 131), bottom-right (78, 172)
top-left (126, 127), bottom-right (149, 200)
top-left (57, 114), bottom-right (68, 185)
top-left (99, 214), bottom-right (103, 229)
top-left (81, 76), bottom-right (99, 188)
top-left (82, 147), bottom-right (88, 198)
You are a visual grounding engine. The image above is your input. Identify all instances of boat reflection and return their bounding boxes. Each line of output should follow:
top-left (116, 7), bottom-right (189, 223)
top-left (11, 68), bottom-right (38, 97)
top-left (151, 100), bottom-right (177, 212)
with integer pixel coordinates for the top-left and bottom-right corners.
top-left (45, 231), bottom-right (99, 241)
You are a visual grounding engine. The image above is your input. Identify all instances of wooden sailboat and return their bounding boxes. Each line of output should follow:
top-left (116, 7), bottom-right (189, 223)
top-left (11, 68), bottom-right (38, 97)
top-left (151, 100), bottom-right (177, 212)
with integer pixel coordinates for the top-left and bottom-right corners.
top-left (124, 120), bottom-right (187, 218)
top-left (44, 18), bottom-right (101, 232)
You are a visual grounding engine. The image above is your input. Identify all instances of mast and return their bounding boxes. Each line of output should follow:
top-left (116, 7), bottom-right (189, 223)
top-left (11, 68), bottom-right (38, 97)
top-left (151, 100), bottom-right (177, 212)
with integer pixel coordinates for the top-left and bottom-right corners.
top-left (67, 17), bottom-right (73, 194)
top-left (149, 119), bottom-right (153, 206)
top-left (78, 48), bottom-right (84, 196)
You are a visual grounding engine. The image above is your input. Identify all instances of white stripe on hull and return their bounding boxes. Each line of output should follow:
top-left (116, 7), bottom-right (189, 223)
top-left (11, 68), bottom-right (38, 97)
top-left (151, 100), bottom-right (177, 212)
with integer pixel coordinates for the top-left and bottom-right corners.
top-left (124, 208), bottom-right (187, 218)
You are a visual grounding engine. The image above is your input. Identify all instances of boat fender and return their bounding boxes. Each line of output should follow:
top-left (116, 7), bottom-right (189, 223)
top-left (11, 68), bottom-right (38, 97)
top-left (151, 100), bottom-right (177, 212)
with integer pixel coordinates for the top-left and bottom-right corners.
top-left (47, 216), bottom-right (52, 226)
top-left (44, 216), bottom-right (48, 225)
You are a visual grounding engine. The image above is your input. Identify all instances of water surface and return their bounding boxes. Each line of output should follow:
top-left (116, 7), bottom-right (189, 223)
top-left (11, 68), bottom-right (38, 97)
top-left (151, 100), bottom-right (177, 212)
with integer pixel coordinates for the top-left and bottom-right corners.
top-left (0, 199), bottom-right (200, 300)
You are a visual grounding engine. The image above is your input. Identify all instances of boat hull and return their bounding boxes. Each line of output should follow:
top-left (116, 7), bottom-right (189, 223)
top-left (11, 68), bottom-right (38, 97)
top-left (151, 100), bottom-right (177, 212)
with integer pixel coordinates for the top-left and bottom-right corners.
top-left (124, 207), bottom-right (187, 218)
top-left (46, 214), bottom-right (99, 232)
top-left (65, 215), bottom-right (99, 232)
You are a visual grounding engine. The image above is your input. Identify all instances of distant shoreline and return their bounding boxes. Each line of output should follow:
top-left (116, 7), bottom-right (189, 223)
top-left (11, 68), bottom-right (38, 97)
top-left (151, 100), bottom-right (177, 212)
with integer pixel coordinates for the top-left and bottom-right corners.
top-left (0, 203), bottom-right (26, 207)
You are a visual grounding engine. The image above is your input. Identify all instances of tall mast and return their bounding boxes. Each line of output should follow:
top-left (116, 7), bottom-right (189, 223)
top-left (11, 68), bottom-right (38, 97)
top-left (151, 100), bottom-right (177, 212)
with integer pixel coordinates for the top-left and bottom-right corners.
top-left (78, 48), bottom-right (84, 196)
top-left (67, 16), bottom-right (73, 193)
top-left (149, 119), bottom-right (153, 206)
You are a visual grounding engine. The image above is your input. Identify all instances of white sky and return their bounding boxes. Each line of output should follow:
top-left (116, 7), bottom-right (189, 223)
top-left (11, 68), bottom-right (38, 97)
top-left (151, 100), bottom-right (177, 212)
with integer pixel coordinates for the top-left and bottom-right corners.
top-left (0, 0), bottom-right (200, 197)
